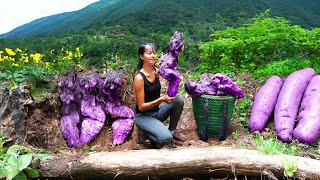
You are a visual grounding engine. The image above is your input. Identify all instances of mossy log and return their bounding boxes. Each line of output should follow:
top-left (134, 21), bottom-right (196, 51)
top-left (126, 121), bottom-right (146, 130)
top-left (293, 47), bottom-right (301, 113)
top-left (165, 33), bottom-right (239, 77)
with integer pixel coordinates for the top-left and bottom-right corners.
top-left (39, 146), bottom-right (320, 179)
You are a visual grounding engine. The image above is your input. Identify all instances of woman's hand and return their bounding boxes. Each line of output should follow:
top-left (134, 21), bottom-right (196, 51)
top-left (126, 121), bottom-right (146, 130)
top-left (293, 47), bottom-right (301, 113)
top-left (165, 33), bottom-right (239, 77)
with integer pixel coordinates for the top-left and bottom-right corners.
top-left (162, 94), bottom-right (175, 104)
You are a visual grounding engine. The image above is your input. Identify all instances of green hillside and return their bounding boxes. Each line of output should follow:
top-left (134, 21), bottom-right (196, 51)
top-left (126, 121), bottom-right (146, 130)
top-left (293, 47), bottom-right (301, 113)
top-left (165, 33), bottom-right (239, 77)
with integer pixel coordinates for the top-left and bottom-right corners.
top-left (0, 0), bottom-right (319, 69)
top-left (1, 0), bottom-right (319, 38)
top-left (0, 0), bottom-right (121, 38)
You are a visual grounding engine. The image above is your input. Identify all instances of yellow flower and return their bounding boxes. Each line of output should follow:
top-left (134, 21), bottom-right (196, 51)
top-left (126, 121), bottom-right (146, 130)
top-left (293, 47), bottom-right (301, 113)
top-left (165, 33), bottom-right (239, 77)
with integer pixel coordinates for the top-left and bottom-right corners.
top-left (2, 56), bottom-right (9, 61)
top-left (16, 48), bottom-right (22, 53)
top-left (65, 50), bottom-right (73, 58)
top-left (24, 57), bottom-right (29, 63)
top-left (0, 51), bottom-right (3, 62)
top-left (45, 62), bottom-right (50, 68)
top-left (76, 47), bottom-right (80, 52)
top-left (30, 53), bottom-right (42, 63)
top-left (12, 63), bottom-right (19, 67)
top-left (5, 48), bottom-right (16, 56)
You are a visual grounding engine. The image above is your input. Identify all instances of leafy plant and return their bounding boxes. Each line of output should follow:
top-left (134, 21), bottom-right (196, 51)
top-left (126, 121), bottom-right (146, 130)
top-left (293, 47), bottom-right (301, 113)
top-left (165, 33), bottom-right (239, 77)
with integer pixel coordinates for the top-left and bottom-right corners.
top-left (232, 131), bottom-right (239, 140)
top-left (0, 132), bottom-right (51, 180)
top-left (234, 96), bottom-right (252, 128)
top-left (253, 58), bottom-right (320, 79)
top-left (199, 11), bottom-right (320, 74)
top-left (282, 157), bottom-right (298, 178)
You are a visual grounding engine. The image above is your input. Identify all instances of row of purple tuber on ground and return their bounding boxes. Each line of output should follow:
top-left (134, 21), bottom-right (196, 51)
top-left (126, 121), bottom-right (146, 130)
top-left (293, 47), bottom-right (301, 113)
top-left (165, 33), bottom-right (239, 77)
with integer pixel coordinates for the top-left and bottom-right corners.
top-left (249, 68), bottom-right (320, 144)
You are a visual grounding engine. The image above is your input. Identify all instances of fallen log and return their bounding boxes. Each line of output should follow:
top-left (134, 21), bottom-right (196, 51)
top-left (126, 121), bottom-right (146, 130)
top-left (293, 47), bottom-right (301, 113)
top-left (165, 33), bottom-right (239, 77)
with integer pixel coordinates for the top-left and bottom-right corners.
top-left (39, 146), bottom-right (320, 179)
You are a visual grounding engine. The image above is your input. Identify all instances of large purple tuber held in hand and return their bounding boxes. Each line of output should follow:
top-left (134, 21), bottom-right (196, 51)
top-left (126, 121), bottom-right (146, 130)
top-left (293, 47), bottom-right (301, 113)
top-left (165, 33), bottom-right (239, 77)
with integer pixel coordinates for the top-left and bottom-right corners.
top-left (159, 31), bottom-right (183, 97)
top-left (274, 68), bottom-right (316, 143)
top-left (293, 75), bottom-right (320, 144)
top-left (248, 76), bottom-right (283, 132)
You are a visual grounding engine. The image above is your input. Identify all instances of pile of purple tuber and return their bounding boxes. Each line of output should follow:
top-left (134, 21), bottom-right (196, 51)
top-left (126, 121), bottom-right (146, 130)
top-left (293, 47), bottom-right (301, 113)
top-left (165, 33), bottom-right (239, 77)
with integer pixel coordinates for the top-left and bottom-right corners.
top-left (59, 71), bottom-right (134, 148)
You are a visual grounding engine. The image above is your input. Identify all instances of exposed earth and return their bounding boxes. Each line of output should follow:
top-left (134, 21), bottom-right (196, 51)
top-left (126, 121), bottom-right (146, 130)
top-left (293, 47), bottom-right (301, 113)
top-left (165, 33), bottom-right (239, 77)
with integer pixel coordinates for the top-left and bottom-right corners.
top-left (0, 70), bottom-right (320, 179)
top-left (20, 72), bottom-right (258, 154)
top-left (3, 69), bottom-right (319, 180)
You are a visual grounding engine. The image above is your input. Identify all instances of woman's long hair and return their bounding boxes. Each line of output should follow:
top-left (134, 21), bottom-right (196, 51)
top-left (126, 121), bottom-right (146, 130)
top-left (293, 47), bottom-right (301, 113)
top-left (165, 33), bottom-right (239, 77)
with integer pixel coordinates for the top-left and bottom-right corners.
top-left (134, 42), bottom-right (156, 76)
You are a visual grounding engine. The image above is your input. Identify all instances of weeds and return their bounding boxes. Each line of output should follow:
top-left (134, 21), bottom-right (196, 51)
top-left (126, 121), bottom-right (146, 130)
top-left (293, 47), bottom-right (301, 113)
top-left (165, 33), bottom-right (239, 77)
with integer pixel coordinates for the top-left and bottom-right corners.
top-left (282, 157), bottom-right (298, 178)
top-left (0, 131), bottom-right (51, 180)
top-left (254, 135), bottom-right (300, 156)
top-left (234, 96), bottom-right (252, 128)
top-left (232, 131), bottom-right (239, 140)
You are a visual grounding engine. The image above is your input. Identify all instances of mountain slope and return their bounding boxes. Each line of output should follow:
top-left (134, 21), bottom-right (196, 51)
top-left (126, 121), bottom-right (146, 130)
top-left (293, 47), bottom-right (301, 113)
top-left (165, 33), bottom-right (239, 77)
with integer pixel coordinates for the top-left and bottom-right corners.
top-left (1, 0), bottom-right (320, 38)
top-left (0, 0), bottom-right (125, 37)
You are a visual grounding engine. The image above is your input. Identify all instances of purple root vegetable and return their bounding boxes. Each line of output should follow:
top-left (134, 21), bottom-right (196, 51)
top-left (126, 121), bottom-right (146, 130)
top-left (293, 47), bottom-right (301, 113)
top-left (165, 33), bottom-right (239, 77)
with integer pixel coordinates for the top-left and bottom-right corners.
top-left (59, 73), bottom-right (78, 105)
top-left (274, 68), bottom-right (316, 143)
top-left (79, 96), bottom-right (106, 145)
top-left (196, 73), bottom-right (219, 96)
top-left (159, 31), bottom-right (183, 97)
top-left (160, 67), bottom-right (182, 97)
top-left (60, 74), bottom-right (106, 147)
top-left (112, 118), bottom-right (134, 145)
top-left (105, 103), bottom-right (134, 145)
top-left (184, 80), bottom-right (203, 98)
top-left (293, 75), bottom-right (320, 144)
top-left (60, 71), bottom-right (134, 148)
top-left (248, 76), bottom-right (283, 132)
top-left (184, 73), bottom-right (244, 99)
top-left (105, 103), bottom-right (134, 120)
top-left (101, 70), bottom-right (123, 106)
top-left (80, 96), bottom-right (106, 122)
top-left (79, 117), bottom-right (105, 144)
top-left (212, 73), bottom-right (244, 98)
top-left (60, 107), bottom-right (81, 148)
top-left (102, 71), bottom-right (134, 144)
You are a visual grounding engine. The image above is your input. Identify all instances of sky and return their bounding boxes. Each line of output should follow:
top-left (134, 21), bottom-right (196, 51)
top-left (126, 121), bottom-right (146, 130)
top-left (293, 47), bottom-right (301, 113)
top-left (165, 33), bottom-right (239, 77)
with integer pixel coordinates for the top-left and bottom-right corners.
top-left (0, 0), bottom-right (99, 34)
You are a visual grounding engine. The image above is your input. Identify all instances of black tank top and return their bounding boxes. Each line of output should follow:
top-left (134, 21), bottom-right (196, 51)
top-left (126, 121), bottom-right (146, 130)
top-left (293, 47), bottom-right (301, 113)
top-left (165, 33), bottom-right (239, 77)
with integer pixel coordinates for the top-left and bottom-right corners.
top-left (135, 71), bottom-right (161, 113)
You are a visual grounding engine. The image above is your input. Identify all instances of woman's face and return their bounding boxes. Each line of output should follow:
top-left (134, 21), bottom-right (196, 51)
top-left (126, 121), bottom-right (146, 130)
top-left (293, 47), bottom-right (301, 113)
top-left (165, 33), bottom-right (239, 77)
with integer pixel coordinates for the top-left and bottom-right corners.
top-left (140, 46), bottom-right (156, 66)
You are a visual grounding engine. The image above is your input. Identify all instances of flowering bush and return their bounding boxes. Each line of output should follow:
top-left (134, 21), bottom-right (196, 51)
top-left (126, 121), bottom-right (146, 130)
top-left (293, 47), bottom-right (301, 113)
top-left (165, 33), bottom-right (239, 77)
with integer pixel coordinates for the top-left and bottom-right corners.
top-left (0, 47), bottom-right (83, 89)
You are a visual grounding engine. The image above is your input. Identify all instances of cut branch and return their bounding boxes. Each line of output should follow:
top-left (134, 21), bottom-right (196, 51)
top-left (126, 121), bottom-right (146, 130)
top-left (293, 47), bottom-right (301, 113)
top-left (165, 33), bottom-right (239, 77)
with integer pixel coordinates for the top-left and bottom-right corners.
top-left (39, 146), bottom-right (320, 179)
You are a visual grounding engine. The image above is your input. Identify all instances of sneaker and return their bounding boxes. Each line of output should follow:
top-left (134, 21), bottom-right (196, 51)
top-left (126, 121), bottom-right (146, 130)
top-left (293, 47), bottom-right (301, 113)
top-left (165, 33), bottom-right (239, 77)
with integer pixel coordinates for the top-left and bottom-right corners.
top-left (172, 130), bottom-right (187, 142)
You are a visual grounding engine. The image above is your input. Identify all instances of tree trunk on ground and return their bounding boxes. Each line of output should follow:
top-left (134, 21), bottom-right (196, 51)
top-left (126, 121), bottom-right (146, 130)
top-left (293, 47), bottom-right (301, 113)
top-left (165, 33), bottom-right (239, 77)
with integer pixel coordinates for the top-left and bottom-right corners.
top-left (39, 146), bottom-right (320, 179)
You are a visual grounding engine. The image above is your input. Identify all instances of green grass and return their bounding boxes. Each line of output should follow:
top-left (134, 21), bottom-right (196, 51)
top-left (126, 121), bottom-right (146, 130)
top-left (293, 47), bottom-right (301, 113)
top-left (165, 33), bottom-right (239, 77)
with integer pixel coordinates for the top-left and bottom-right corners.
top-left (254, 135), bottom-right (300, 156)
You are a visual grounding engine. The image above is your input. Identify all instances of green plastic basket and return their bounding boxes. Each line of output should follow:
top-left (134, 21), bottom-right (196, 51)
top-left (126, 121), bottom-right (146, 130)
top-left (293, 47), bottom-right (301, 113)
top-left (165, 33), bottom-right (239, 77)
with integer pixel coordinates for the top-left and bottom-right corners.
top-left (192, 95), bottom-right (236, 140)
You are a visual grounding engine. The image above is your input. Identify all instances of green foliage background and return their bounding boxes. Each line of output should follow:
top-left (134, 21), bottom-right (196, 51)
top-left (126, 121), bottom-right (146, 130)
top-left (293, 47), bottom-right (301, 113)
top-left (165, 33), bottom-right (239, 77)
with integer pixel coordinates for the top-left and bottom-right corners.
top-left (1, 0), bottom-right (320, 75)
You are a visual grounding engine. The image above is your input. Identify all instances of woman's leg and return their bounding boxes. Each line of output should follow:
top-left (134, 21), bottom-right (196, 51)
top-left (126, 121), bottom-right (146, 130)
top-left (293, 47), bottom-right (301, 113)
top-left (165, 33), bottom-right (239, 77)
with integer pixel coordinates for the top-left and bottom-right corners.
top-left (135, 113), bottom-right (173, 146)
top-left (156, 95), bottom-right (184, 131)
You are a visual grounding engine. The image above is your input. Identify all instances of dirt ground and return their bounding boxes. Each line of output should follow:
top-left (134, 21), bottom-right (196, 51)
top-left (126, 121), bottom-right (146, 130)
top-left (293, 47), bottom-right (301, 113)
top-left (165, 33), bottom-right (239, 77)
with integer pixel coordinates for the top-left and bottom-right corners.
top-left (20, 71), bottom-right (319, 163)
